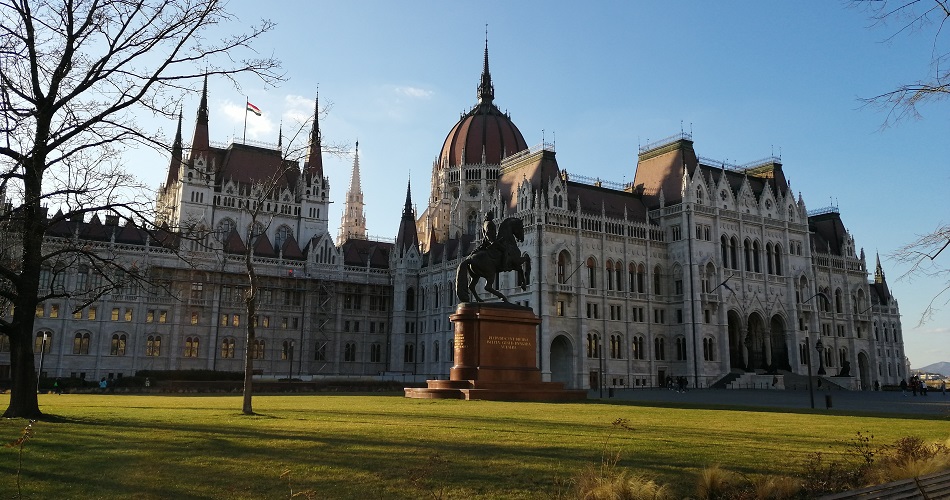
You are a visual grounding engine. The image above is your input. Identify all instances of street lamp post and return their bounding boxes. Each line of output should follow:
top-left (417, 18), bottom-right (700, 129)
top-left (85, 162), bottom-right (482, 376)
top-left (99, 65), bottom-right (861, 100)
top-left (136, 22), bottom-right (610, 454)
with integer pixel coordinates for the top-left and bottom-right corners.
top-left (36, 331), bottom-right (48, 393)
top-left (805, 333), bottom-right (814, 409)
top-left (816, 338), bottom-right (826, 376)
top-left (287, 341), bottom-right (294, 382)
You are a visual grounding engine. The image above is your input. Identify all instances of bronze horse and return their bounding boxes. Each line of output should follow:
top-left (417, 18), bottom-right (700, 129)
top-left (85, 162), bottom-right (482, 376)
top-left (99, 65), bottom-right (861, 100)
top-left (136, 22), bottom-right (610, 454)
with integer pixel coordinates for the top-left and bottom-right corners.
top-left (455, 217), bottom-right (531, 303)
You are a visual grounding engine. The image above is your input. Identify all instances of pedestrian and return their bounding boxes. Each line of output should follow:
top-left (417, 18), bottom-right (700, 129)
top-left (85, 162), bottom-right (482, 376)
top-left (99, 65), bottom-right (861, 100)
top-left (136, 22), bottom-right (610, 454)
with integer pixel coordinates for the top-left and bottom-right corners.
top-left (941, 380), bottom-right (946, 396)
top-left (99, 377), bottom-right (107, 392)
top-left (145, 377), bottom-right (151, 388)
top-left (53, 378), bottom-right (62, 395)
top-left (911, 377), bottom-right (918, 396)
top-left (920, 379), bottom-right (928, 396)
top-left (873, 380), bottom-right (880, 391)
top-left (899, 378), bottom-right (907, 396)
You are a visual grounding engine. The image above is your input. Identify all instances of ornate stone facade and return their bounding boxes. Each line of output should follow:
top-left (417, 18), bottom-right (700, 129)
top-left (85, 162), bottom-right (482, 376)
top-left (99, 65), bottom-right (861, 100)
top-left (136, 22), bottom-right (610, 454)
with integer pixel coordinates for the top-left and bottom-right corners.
top-left (0, 46), bottom-right (906, 391)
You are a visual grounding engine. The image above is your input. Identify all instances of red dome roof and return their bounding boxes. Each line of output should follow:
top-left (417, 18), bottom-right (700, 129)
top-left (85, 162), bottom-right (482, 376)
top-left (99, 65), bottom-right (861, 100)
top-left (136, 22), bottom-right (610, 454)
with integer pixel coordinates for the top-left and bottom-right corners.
top-left (439, 102), bottom-right (528, 168)
top-left (438, 41), bottom-right (528, 168)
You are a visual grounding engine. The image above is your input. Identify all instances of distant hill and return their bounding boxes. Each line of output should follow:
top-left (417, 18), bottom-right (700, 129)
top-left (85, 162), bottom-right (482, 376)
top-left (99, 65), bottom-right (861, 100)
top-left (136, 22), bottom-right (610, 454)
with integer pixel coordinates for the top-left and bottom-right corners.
top-left (914, 361), bottom-right (950, 377)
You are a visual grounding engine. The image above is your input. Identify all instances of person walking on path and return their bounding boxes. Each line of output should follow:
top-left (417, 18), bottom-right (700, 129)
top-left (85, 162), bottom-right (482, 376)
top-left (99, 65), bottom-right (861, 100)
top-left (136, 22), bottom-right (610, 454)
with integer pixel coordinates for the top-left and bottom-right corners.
top-left (941, 380), bottom-right (946, 396)
top-left (899, 378), bottom-right (908, 396)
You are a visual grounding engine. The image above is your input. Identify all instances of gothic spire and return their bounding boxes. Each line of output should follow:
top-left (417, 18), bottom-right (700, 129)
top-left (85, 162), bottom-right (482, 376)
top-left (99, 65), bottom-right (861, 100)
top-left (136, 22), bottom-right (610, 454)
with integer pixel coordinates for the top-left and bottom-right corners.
top-left (477, 30), bottom-right (494, 105)
top-left (875, 251), bottom-right (886, 284)
top-left (337, 141), bottom-right (366, 245)
top-left (189, 75), bottom-right (210, 160)
top-left (164, 111), bottom-right (184, 192)
top-left (306, 91), bottom-right (324, 178)
top-left (348, 141), bottom-right (361, 193)
top-left (395, 178), bottom-right (419, 256)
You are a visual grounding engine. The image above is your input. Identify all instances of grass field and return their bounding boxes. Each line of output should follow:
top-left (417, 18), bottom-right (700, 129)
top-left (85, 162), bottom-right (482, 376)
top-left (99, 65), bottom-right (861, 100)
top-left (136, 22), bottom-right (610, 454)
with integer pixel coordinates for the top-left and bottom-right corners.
top-left (1, 393), bottom-right (947, 499)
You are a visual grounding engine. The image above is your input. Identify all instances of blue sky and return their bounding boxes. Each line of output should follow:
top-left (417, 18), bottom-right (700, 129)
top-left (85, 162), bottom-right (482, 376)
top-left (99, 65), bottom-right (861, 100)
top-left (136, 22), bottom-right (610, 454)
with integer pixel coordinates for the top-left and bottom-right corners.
top-left (132, 2), bottom-right (949, 367)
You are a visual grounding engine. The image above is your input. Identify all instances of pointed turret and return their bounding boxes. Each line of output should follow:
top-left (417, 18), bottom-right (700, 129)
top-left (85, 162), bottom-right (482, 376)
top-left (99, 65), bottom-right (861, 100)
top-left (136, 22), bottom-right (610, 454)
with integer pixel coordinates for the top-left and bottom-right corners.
top-left (305, 93), bottom-right (324, 178)
top-left (477, 34), bottom-right (494, 105)
top-left (189, 76), bottom-right (210, 160)
top-left (337, 141), bottom-right (367, 245)
top-left (164, 112), bottom-right (183, 192)
top-left (875, 252), bottom-right (886, 284)
top-left (395, 179), bottom-right (420, 257)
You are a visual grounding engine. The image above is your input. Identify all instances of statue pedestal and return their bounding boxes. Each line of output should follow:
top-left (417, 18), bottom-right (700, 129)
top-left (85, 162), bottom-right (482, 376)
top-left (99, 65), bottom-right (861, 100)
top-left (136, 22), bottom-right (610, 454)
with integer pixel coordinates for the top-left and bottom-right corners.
top-left (405, 303), bottom-right (586, 401)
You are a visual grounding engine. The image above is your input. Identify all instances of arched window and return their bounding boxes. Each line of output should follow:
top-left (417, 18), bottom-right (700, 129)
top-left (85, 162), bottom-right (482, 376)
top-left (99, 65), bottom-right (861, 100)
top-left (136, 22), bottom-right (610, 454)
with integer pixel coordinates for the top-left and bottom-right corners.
top-left (766, 242), bottom-right (774, 274)
top-left (281, 340), bottom-right (294, 360)
top-left (654, 336), bottom-right (665, 360)
top-left (614, 261), bottom-right (624, 292)
top-left (675, 337), bottom-right (687, 361)
top-left (467, 211), bottom-right (478, 235)
top-left (610, 335), bottom-right (623, 359)
top-left (216, 217), bottom-right (236, 237)
top-left (631, 336), bottom-right (644, 360)
top-left (743, 239), bottom-right (752, 271)
top-left (752, 240), bottom-right (761, 273)
top-left (110, 334), bottom-right (127, 356)
top-left (370, 343), bottom-right (382, 363)
top-left (220, 337), bottom-right (235, 358)
top-left (653, 266), bottom-right (663, 295)
top-left (636, 264), bottom-right (645, 293)
top-left (434, 340), bottom-right (440, 362)
top-left (406, 287), bottom-right (415, 311)
top-left (73, 332), bottom-right (90, 355)
top-left (404, 343), bottom-right (415, 363)
top-left (183, 336), bottom-right (199, 357)
top-left (344, 342), bottom-right (356, 362)
top-left (419, 342), bottom-right (426, 363)
top-left (557, 251), bottom-right (569, 284)
top-left (773, 244), bottom-right (783, 276)
top-left (586, 257), bottom-right (597, 288)
top-left (628, 263), bottom-right (636, 292)
top-left (720, 235), bottom-right (729, 269)
top-left (146, 335), bottom-right (162, 357)
top-left (702, 337), bottom-right (715, 361)
top-left (730, 237), bottom-right (739, 270)
top-left (696, 187), bottom-right (704, 205)
top-left (605, 261), bottom-right (614, 290)
top-left (252, 339), bottom-right (265, 359)
top-left (34, 330), bottom-right (53, 353)
top-left (274, 225), bottom-right (293, 249)
top-left (586, 333), bottom-right (600, 358)
top-left (835, 289), bottom-right (843, 313)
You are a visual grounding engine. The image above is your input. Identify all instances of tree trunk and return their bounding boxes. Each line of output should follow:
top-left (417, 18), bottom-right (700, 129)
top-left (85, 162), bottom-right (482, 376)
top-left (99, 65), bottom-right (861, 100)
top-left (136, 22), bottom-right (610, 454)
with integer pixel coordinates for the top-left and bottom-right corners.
top-left (242, 236), bottom-right (258, 415)
top-left (2, 331), bottom-right (41, 419)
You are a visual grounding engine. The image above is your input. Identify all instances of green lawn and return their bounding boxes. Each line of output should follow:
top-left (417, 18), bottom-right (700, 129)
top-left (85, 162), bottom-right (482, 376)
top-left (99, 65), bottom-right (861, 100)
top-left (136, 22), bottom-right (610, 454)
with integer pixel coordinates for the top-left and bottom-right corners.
top-left (0, 393), bottom-right (947, 499)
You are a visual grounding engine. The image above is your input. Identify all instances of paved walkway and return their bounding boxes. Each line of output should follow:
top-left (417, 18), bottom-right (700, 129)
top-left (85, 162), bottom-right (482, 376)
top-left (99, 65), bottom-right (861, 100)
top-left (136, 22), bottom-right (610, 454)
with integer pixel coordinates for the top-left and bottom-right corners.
top-left (590, 387), bottom-right (950, 416)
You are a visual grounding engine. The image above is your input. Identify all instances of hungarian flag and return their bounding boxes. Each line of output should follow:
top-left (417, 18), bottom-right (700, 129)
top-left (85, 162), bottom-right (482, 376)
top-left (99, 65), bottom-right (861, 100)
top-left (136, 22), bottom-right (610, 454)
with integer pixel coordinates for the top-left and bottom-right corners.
top-left (246, 102), bottom-right (261, 116)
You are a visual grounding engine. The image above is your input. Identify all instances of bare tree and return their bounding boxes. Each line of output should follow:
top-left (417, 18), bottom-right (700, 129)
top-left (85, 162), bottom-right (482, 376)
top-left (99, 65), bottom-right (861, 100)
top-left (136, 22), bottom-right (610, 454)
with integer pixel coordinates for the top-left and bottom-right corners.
top-left (0, 0), bottom-right (281, 418)
top-left (852, 1), bottom-right (950, 320)
top-left (854, 0), bottom-right (950, 123)
top-left (198, 110), bottom-right (347, 416)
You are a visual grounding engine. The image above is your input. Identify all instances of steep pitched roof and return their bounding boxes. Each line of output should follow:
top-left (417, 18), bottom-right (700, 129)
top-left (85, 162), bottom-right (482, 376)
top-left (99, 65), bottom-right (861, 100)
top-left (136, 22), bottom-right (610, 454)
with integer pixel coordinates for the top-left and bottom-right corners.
top-left (280, 234), bottom-right (304, 260)
top-left (809, 211), bottom-right (847, 256)
top-left (341, 238), bottom-right (393, 269)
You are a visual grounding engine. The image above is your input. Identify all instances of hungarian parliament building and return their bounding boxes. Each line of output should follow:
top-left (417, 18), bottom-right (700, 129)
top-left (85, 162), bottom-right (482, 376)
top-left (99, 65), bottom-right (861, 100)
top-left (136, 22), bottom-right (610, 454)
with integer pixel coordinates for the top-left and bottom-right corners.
top-left (4, 45), bottom-right (907, 391)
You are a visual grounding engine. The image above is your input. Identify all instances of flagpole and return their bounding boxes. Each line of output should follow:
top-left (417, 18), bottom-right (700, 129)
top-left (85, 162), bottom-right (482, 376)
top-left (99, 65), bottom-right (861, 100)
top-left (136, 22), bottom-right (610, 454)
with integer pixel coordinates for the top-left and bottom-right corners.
top-left (243, 97), bottom-right (248, 143)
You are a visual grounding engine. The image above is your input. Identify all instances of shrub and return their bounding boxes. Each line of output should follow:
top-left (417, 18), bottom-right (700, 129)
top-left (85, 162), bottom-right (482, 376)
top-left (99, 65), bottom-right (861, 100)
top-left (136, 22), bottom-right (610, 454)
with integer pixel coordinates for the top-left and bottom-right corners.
top-left (695, 465), bottom-right (736, 499)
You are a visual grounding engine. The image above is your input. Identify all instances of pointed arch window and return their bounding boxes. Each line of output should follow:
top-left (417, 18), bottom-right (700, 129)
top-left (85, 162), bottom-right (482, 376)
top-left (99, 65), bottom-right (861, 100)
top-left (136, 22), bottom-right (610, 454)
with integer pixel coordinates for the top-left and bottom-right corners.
top-left (557, 251), bottom-right (569, 284)
top-left (586, 257), bottom-right (597, 288)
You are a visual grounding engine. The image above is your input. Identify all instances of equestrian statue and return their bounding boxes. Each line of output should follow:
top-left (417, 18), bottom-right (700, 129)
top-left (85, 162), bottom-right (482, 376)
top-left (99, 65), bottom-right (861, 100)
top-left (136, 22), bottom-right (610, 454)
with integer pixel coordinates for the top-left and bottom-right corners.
top-left (455, 211), bottom-right (532, 303)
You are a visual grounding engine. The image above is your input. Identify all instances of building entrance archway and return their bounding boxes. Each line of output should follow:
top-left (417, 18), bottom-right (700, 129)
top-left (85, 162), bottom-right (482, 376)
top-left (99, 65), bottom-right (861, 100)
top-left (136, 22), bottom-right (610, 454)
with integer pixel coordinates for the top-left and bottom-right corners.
top-left (550, 335), bottom-right (574, 388)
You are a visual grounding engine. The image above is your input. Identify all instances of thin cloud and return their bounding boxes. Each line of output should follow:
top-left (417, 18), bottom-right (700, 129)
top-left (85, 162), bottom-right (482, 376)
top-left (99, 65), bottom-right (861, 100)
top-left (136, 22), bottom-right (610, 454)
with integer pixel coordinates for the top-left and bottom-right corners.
top-left (394, 86), bottom-right (433, 99)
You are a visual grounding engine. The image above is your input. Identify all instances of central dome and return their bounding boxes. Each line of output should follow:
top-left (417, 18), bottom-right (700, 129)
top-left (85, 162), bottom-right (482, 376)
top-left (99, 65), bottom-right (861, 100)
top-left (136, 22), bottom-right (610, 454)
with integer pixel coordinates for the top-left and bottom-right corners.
top-left (438, 42), bottom-right (528, 169)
